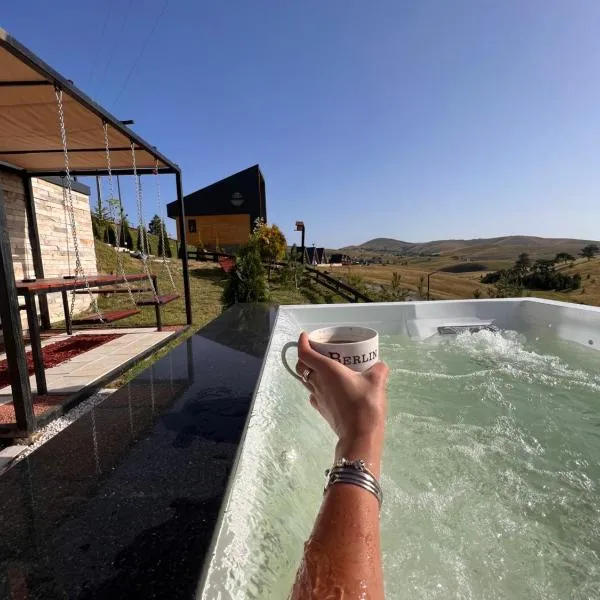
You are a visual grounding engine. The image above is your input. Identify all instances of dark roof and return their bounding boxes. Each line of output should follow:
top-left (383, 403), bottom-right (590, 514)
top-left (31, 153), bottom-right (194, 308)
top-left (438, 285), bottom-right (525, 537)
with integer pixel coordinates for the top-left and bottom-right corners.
top-left (166, 164), bottom-right (265, 218)
top-left (305, 247), bottom-right (327, 264)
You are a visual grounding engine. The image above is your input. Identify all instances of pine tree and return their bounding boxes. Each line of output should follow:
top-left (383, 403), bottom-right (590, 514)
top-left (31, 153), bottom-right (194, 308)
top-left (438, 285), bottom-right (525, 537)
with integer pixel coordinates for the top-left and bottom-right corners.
top-left (103, 223), bottom-right (117, 246)
top-left (148, 214), bottom-right (163, 236)
top-left (157, 223), bottom-right (172, 257)
top-left (118, 216), bottom-right (134, 249)
top-left (136, 226), bottom-right (145, 253)
top-left (222, 240), bottom-right (268, 307)
top-left (91, 216), bottom-right (101, 240)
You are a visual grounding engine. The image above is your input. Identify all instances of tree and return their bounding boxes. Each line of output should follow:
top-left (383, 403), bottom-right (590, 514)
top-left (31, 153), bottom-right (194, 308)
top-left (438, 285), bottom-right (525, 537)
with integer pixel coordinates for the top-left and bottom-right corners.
top-left (103, 223), bottom-right (117, 246)
top-left (555, 252), bottom-right (575, 264)
top-left (251, 218), bottom-right (287, 280)
top-left (222, 240), bottom-right (268, 307)
top-left (91, 216), bottom-right (101, 240)
top-left (157, 223), bottom-right (172, 258)
top-left (118, 215), bottom-right (134, 250)
top-left (580, 244), bottom-right (600, 261)
top-left (148, 214), bottom-right (163, 236)
top-left (515, 252), bottom-right (531, 273)
top-left (136, 225), bottom-right (152, 254)
top-left (92, 192), bottom-right (109, 222)
top-left (533, 258), bottom-right (554, 273)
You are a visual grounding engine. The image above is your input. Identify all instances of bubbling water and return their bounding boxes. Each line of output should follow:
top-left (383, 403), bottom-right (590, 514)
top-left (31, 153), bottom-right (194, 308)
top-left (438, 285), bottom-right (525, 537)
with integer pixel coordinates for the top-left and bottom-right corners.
top-left (202, 324), bottom-right (600, 600)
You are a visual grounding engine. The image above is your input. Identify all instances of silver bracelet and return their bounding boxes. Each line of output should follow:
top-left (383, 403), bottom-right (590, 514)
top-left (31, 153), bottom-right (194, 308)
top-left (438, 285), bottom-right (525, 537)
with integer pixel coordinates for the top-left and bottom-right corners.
top-left (324, 458), bottom-right (383, 508)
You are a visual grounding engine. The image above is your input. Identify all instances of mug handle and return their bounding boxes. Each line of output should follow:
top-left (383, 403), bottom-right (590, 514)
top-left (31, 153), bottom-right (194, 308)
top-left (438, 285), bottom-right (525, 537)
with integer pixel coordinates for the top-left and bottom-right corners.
top-left (281, 341), bottom-right (302, 381)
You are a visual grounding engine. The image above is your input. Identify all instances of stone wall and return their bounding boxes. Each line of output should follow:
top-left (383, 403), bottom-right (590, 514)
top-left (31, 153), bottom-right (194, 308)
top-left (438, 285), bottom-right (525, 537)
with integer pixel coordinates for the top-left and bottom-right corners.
top-left (0, 170), bottom-right (97, 331)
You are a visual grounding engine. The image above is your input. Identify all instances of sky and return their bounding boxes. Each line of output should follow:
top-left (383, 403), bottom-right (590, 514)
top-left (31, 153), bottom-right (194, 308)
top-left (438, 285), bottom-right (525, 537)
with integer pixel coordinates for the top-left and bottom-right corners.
top-left (4, 1), bottom-right (600, 248)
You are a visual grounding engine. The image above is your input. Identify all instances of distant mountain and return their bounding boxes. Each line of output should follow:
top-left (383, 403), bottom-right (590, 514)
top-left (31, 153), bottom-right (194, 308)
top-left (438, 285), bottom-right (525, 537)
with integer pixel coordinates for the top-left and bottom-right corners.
top-left (340, 236), bottom-right (600, 260)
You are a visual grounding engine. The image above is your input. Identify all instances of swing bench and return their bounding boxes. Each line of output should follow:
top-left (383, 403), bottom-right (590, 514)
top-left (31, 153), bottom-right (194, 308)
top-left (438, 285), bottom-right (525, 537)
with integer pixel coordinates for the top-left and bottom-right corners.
top-left (55, 93), bottom-right (180, 332)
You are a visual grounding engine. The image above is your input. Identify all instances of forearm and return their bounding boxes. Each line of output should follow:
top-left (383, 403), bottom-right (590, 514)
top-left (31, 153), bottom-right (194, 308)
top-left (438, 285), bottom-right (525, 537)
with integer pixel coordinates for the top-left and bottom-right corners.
top-left (290, 431), bottom-right (384, 599)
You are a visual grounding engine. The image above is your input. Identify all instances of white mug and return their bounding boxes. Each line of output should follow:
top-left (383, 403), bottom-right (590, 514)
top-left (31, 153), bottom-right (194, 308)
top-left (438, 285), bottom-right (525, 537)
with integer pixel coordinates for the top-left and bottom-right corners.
top-left (282, 326), bottom-right (380, 380)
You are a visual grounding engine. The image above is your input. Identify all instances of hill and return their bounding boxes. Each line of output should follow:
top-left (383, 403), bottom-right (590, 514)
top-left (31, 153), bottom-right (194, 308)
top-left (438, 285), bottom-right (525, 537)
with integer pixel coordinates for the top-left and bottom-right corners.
top-left (341, 235), bottom-right (600, 261)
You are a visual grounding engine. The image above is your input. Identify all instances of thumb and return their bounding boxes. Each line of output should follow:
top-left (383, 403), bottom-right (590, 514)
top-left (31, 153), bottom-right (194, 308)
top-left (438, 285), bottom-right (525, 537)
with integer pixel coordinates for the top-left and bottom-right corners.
top-left (297, 332), bottom-right (330, 370)
top-left (364, 361), bottom-right (389, 386)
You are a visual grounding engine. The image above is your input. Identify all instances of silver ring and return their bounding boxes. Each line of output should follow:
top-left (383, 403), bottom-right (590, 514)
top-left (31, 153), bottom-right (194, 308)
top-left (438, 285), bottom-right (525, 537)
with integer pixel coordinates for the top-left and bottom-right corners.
top-left (301, 368), bottom-right (313, 384)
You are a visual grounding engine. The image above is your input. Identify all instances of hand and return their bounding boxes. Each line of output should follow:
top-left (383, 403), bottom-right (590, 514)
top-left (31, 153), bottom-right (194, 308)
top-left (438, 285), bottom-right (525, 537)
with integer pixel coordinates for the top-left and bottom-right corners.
top-left (295, 332), bottom-right (389, 471)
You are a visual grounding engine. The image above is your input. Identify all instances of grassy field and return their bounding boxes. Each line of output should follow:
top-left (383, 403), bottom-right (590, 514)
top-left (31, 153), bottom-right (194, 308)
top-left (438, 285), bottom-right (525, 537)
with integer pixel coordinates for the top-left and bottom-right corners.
top-left (340, 255), bottom-right (600, 306)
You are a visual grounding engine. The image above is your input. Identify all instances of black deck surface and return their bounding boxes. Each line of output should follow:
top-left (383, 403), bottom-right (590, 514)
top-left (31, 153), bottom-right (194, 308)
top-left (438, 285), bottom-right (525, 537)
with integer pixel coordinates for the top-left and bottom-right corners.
top-left (0, 304), bottom-right (276, 599)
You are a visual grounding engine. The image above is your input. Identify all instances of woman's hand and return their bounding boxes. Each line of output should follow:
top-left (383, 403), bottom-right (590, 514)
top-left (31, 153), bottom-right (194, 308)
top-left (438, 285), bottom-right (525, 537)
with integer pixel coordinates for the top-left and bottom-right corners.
top-left (295, 332), bottom-right (389, 474)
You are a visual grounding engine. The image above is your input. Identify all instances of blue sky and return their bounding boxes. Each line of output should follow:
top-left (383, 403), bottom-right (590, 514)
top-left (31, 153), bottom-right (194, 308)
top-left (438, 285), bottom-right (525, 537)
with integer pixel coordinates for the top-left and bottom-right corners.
top-left (4, 1), bottom-right (600, 248)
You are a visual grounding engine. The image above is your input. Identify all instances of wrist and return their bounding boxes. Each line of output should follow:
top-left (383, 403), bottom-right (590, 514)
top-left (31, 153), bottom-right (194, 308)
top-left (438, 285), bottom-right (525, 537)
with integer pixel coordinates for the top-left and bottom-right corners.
top-left (335, 429), bottom-right (384, 478)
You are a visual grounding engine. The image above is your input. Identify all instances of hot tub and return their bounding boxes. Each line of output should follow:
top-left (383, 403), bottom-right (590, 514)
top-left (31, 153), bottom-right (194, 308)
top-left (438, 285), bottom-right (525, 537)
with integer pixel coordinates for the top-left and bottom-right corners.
top-left (198, 299), bottom-right (600, 599)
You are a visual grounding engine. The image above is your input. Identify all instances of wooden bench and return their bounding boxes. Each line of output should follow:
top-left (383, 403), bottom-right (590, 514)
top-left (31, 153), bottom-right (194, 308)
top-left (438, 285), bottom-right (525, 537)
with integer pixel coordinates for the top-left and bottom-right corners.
top-left (72, 308), bottom-right (141, 325)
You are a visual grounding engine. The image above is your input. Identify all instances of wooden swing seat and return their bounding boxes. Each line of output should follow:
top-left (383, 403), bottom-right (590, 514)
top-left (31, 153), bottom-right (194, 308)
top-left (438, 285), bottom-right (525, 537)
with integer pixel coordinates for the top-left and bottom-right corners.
top-left (135, 294), bottom-right (180, 306)
top-left (71, 308), bottom-right (141, 324)
top-left (73, 287), bottom-right (153, 295)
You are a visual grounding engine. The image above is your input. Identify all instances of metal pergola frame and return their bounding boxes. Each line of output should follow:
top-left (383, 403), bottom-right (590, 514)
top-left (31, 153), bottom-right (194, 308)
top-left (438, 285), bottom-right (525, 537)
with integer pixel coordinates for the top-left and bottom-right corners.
top-left (0, 28), bottom-right (193, 435)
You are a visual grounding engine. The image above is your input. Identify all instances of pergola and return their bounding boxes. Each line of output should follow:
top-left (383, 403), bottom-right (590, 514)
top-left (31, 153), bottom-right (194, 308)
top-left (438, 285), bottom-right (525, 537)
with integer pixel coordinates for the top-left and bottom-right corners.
top-left (0, 27), bottom-right (192, 434)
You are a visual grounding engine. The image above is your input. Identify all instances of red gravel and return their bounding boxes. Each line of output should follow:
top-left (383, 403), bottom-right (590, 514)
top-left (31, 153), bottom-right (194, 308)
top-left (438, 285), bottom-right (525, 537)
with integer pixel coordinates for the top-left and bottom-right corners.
top-left (0, 395), bottom-right (69, 425)
top-left (0, 334), bottom-right (121, 389)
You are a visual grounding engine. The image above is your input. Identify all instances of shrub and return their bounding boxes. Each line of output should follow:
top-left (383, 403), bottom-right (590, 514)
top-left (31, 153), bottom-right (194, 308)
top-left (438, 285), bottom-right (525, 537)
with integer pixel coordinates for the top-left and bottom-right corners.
top-left (481, 270), bottom-right (505, 284)
top-left (487, 274), bottom-right (524, 298)
top-left (222, 240), bottom-right (268, 307)
top-left (482, 260), bottom-right (581, 292)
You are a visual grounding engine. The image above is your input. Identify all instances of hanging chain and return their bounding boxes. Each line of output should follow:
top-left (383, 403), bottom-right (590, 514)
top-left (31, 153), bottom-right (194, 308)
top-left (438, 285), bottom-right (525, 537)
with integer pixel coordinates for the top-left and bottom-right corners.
top-left (55, 87), bottom-right (104, 323)
top-left (131, 143), bottom-right (159, 302)
top-left (61, 179), bottom-right (72, 277)
top-left (154, 160), bottom-right (177, 292)
top-left (103, 122), bottom-right (137, 306)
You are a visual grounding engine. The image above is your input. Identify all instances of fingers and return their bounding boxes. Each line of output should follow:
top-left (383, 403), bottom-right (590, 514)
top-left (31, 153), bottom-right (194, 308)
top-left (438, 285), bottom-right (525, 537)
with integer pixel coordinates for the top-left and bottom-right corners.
top-left (365, 361), bottom-right (390, 386)
top-left (295, 359), bottom-right (315, 391)
top-left (297, 332), bottom-right (331, 370)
